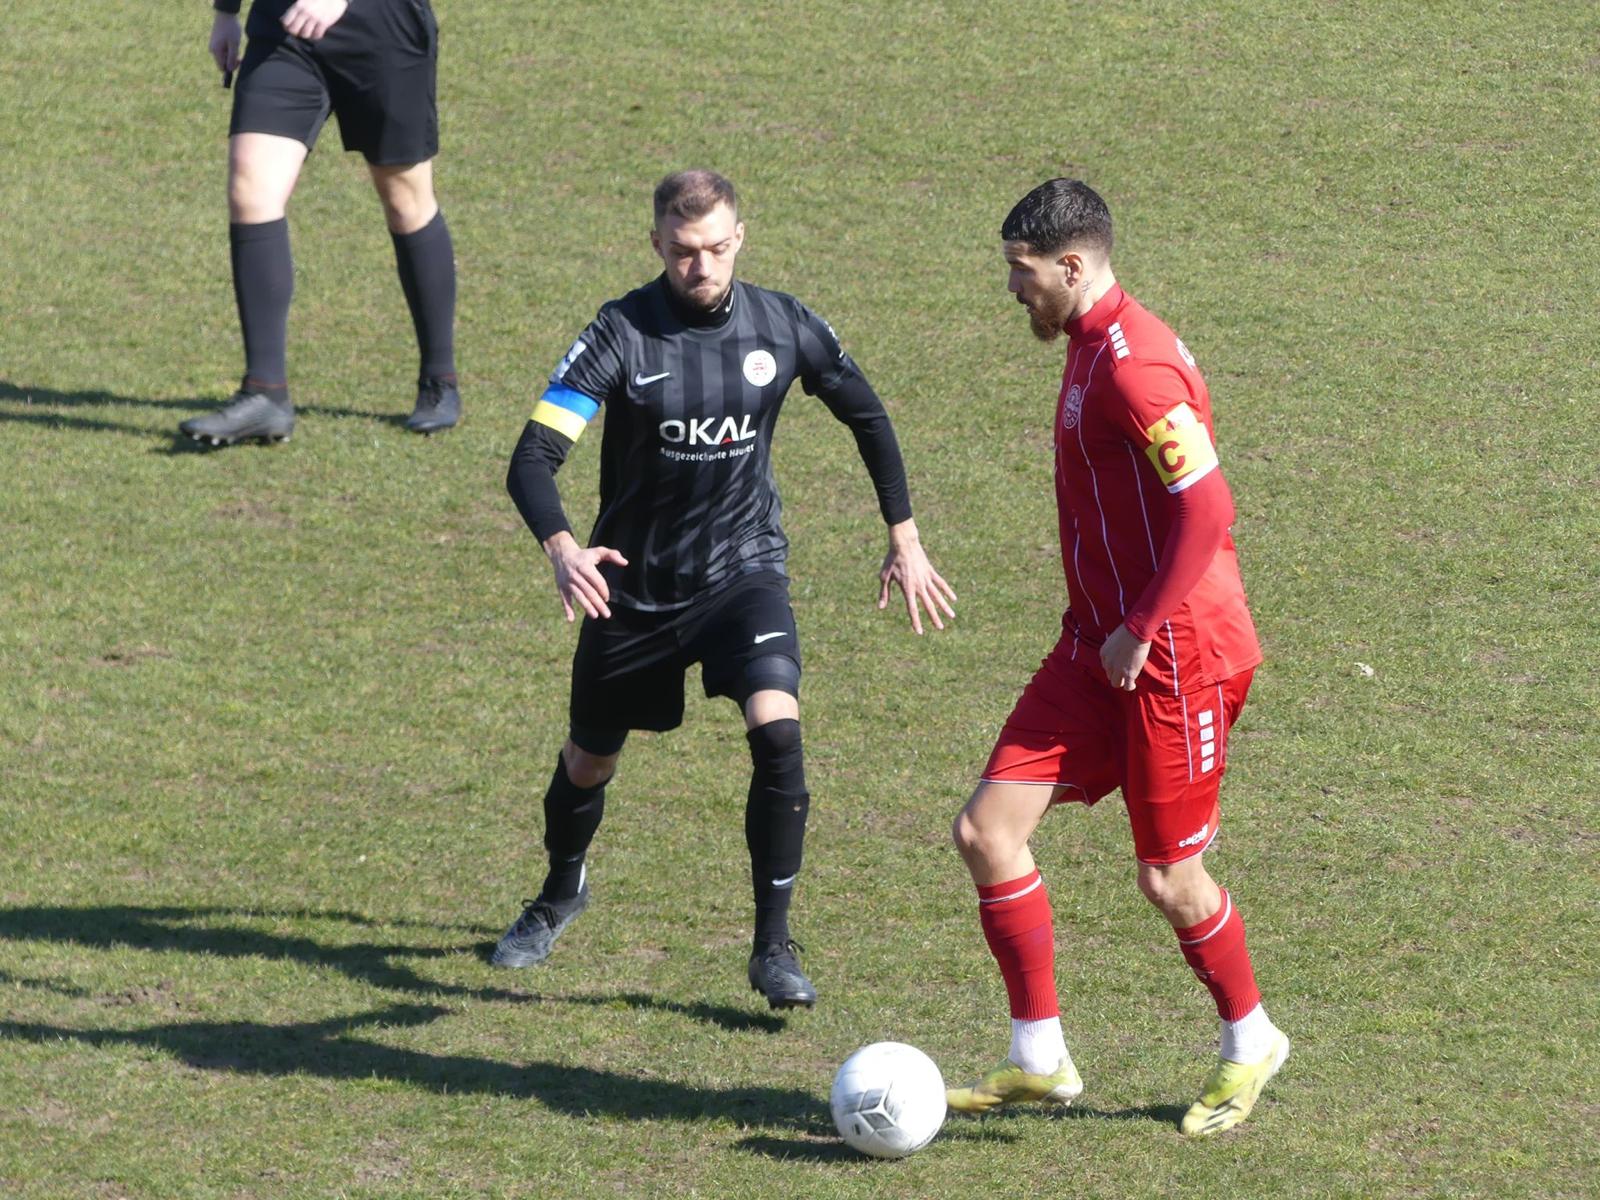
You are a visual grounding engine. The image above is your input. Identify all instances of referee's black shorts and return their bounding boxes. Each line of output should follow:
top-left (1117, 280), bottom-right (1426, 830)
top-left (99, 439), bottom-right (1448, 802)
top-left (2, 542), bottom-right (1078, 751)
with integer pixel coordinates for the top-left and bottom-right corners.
top-left (569, 572), bottom-right (803, 738)
top-left (230, 0), bottom-right (439, 165)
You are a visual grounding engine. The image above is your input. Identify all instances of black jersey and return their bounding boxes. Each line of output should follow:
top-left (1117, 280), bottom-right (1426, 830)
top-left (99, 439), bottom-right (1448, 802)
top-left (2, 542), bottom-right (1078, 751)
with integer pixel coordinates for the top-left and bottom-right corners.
top-left (509, 276), bottom-right (911, 612)
top-left (231, 0), bottom-right (425, 45)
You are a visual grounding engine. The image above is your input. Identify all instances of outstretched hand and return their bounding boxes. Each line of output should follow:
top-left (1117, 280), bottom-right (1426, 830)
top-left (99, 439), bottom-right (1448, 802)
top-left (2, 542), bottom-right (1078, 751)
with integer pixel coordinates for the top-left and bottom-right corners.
top-left (545, 531), bottom-right (628, 622)
top-left (280, 0), bottom-right (349, 40)
top-left (878, 518), bottom-right (956, 635)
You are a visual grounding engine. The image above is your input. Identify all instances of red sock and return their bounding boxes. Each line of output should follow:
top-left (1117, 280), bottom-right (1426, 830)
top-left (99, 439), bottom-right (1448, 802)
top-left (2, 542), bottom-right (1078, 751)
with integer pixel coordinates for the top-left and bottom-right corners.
top-left (1175, 889), bottom-right (1262, 1021)
top-left (977, 869), bottom-right (1059, 1020)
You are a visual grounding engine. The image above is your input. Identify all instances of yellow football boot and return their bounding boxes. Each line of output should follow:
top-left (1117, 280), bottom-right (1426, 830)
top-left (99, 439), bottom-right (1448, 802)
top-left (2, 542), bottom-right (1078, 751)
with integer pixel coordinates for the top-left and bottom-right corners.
top-left (1180, 1029), bottom-right (1290, 1136)
top-left (945, 1056), bottom-right (1083, 1114)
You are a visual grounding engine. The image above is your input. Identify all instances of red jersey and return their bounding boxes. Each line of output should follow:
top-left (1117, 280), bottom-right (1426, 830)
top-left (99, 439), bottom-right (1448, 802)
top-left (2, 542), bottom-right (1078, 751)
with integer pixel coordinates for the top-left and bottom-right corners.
top-left (1051, 284), bottom-right (1261, 694)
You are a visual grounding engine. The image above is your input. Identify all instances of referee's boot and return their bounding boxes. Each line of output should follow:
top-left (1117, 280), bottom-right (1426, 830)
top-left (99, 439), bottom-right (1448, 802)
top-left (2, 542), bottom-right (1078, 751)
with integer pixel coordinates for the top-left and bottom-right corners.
top-left (748, 939), bottom-right (817, 1010)
top-left (491, 885), bottom-right (588, 968)
top-left (179, 382), bottom-right (294, 446)
top-left (406, 376), bottom-right (460, 434)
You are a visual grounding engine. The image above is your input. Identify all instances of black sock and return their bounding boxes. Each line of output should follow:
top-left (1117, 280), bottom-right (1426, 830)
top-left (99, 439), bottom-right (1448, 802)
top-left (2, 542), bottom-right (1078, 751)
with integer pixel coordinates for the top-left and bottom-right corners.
top-left (230, 219), bottom-right (293, 399)
top-left (745, 719), bottom-right (810, 948)
top-left (390, 210), bottom-right (457, 382)
top-left (539, 753), bottom-right (608, 902)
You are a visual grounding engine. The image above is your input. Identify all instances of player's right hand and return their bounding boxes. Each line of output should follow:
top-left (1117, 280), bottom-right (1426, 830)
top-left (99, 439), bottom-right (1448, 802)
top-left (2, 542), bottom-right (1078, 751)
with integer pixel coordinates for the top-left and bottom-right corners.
top-left (545, 533), bottom-right (629, 622)
top-left (209, 12), bottom-right (242, 75)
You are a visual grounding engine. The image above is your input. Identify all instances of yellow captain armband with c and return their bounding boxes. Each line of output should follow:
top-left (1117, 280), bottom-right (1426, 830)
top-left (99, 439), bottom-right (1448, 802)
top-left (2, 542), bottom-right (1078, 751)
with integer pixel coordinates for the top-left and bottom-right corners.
top-left (1142, 403), bottom-right (1219, 493)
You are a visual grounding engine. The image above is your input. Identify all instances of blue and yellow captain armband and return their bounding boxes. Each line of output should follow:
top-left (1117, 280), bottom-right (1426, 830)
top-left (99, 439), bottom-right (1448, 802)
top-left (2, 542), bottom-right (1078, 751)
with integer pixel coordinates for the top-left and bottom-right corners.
top-left (531, 385), bottom-right (600, 441)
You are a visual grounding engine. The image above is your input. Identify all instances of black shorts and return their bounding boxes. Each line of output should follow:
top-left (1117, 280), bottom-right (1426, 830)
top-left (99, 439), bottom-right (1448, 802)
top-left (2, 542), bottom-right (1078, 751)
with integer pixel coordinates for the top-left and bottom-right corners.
top-left (569, 572), bottom-right (802, 736)
top-left (230, 0), bottom-right (439, 165)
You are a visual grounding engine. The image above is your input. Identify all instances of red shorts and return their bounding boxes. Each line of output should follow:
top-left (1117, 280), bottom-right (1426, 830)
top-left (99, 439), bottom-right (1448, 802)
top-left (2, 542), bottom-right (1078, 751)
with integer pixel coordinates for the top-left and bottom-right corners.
top-left (982, 641), bottom-right (1254, 865)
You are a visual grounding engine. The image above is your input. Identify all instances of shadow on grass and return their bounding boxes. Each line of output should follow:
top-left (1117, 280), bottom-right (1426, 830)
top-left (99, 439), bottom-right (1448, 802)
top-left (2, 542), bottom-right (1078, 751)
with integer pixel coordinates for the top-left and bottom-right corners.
top-left (0, 1002), bottom-right (823, 1128)
top-left (734, 1135), bottom-right (862, 1163)
top-left (0, 380), bottom-right (410, 439)
top-left (565, 990), bottom-right (788, 1035)
top-left (0, 903), bottom-right (533, 1005)
top-left (4, 905), bottom-right (800, 1036)
top-left (739, 1117), bottom-right (1022, 1163)
top-left (0, 969), bottom-right (93, 998)
top-left (1064, 1101), bottom-right (1189, 1127)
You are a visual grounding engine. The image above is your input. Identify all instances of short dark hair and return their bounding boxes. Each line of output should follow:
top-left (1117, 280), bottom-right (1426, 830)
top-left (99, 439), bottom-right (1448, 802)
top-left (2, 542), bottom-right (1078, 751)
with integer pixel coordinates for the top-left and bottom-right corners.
top-left (653, 169), bottom-right (738, 224)
top-left (1001, 179), bottom-right (1113, 258)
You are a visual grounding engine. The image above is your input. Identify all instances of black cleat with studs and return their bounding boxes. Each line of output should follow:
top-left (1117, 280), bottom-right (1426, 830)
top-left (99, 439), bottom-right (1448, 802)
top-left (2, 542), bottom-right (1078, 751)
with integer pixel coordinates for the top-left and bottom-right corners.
top-left (491, 886), bottom-right (589, 968)
top-left (179, 387), bottom-right (294, 446)
top-left (748, 939), bottom-right (817, 1010)
top-left (406, 377), bottom-right (461, 434)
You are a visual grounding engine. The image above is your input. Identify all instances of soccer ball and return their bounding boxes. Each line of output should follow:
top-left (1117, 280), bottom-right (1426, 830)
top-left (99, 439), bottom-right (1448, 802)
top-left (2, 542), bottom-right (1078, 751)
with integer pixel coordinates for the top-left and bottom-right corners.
top-left (829, 1042), bottom-right (947, 1159)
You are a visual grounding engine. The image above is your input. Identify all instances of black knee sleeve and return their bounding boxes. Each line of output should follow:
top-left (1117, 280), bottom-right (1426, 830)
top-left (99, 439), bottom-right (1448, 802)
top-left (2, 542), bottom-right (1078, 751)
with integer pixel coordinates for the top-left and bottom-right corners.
top-left (568, 723), bottom-right (628, 758)
top-left (730, 653), bottom-right (801, 709)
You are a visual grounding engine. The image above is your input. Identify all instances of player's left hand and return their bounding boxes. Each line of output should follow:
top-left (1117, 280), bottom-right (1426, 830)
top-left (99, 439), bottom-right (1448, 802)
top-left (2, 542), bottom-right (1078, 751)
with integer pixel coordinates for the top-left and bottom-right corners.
top-left (878, 518), bottom-right (957, 635)
top-left (281, 0), bottom-right (348, 40)
top-left (1100, 624), bottom-right (1152, 691)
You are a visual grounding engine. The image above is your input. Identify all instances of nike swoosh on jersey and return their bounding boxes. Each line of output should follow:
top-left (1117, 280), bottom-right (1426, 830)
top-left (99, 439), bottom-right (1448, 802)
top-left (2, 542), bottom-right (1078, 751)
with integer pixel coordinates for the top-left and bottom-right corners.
top-left (633, 371), bottom-right (671, 387)
top-left (753, 631), bottom-right (788, 644)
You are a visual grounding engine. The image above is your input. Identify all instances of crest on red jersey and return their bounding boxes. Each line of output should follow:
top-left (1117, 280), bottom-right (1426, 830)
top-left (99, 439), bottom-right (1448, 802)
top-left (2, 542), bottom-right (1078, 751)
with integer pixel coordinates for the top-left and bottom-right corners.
top-left (1061, 383), bottom-right (1084, 430)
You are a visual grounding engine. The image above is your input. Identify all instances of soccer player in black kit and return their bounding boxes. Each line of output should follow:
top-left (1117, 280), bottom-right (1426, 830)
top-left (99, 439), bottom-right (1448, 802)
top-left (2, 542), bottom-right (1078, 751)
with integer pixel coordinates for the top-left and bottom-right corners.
top-left (498, 170), bottom-right (956, 1008)
top-left (182, 0), bottom-right (459, 445)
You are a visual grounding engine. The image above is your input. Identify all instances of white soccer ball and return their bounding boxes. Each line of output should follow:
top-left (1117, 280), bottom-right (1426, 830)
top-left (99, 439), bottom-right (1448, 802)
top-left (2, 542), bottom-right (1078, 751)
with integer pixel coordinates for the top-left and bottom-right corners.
top-left (829, 1041), bottom-right (947, 1159)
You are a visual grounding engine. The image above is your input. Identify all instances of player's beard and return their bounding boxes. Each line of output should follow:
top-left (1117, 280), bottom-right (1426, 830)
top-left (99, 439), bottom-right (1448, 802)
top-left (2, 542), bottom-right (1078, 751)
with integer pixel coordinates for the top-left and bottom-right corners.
top-left (1025, 282), bottom-right (1073, 342)
top-left (679, 275), bottom-right (732, 312)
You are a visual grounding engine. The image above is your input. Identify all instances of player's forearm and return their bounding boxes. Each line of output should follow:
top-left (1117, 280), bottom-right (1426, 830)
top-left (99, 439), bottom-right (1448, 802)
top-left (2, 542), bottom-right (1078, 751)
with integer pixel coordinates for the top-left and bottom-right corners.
top-left (507, 421), bottom-right (574, 543)
top-left (1122, 469), bottom-right (1234, 640)
top-left (849, 422), bottom-right (913, 525)
top-left (819, 369), bottom-right (913, 524)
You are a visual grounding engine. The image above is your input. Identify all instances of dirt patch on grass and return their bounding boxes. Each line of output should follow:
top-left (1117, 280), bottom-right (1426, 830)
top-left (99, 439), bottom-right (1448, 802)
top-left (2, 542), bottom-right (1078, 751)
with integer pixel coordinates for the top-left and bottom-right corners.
top-left (97, 978), bottom-right (185, 1012)
top-left (20, 1099), bottom-right (112, 1137)
top-left (353, 1135), bottom-right (410, 1186)
top-left (89, 644), bottom-right (172, 667)
top-left (212, 499), bottom-right (296, 529)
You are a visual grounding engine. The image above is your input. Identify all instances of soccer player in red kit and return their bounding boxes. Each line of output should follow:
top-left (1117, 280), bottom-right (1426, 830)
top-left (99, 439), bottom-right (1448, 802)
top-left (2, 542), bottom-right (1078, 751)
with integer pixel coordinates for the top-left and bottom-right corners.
top-left (945, 179), bottom-right (1288, 1136)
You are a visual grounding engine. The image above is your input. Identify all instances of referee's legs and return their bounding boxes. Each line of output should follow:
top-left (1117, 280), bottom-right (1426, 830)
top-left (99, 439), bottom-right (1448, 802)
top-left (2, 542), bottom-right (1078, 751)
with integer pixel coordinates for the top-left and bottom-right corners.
top-left (180, 133), bottom-right (306, 443)
top-left (370, 160), bottom-right (459, 429)
top-left (228, 133), bottom-right (306, 400)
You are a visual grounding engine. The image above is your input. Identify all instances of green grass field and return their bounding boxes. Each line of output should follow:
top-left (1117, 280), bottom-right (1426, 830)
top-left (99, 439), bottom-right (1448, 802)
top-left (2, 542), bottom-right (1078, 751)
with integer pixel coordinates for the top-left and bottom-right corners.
top-left (3, 1), bottom-right (1597, 1196)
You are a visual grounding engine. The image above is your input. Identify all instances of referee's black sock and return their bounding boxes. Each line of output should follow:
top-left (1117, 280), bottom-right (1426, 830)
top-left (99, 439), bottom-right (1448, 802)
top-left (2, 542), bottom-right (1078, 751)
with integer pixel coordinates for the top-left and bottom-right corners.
top-left (229, 219), bottom-right (293, 400)
top-left (539, 753), bottom-right (607, 903)
top-left (391, 210), bottom-right (457, 383)
top-left (746, 719), bottom-right (810, 948)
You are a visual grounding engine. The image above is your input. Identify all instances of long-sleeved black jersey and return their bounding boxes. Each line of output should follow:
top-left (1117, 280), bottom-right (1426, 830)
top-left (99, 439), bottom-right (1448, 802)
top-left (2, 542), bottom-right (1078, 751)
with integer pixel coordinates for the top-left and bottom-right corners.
top-left (508, 275), bottom-right (912, 612)
top-left (218, 0), bottom-right (424, 45)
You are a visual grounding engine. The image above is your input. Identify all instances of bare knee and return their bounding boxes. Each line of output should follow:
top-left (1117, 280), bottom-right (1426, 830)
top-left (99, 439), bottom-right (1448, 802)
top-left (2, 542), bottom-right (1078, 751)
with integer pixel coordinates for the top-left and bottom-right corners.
top-left (228, 134), bottom-right (304, 223)
top-left (1136, 859), bottom-right (1221, 928)
top-left (561, 742), bottom-right (618, 789)
top-left (370, 161), bottom-right (438, 233)
top-left (228, 167), bottom-right (285, 224)
top-left (951, 805), bottom-right (1015, 870)
top-left (1137, 865), bottom-right (1173, 909)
